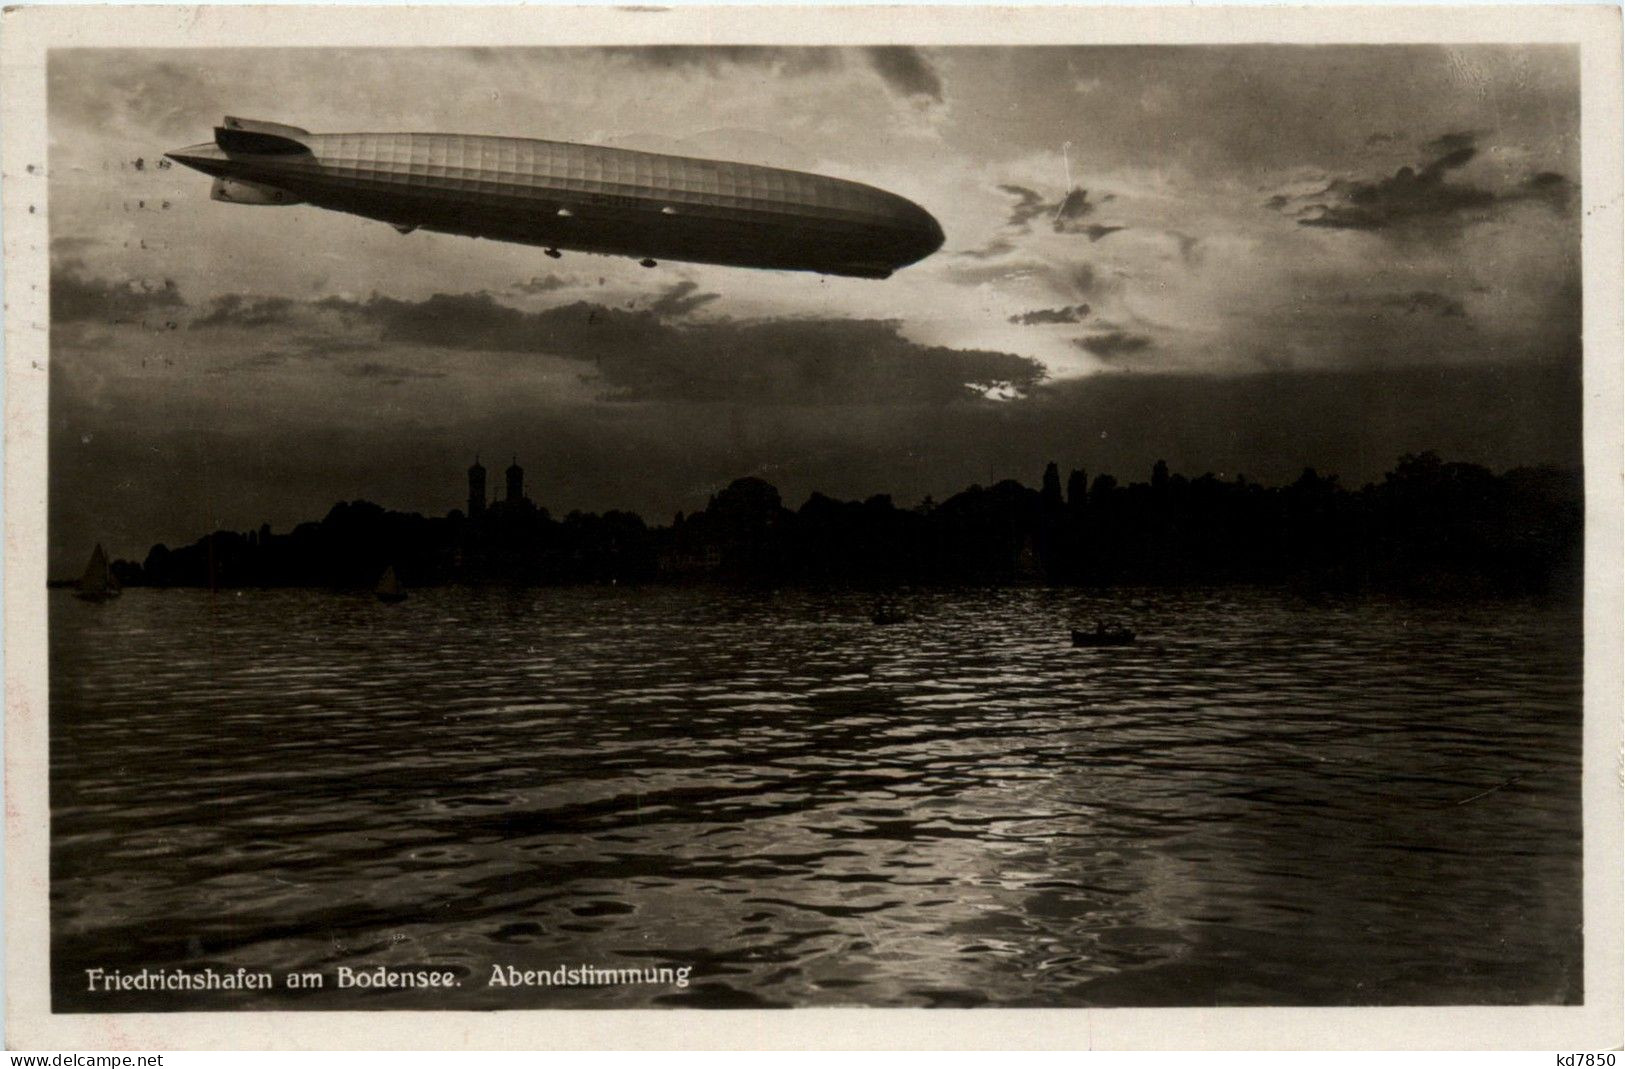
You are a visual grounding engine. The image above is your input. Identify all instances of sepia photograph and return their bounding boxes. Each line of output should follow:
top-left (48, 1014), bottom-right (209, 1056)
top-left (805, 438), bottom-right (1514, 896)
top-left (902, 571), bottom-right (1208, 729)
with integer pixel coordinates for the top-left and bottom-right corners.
top-left (3, 3), bottom-right (1621, 1051)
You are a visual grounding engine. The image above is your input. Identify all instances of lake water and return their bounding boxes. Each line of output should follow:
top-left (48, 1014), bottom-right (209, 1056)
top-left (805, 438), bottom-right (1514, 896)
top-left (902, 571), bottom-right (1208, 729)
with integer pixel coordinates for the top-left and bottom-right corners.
top-left (49, 585), bottom-right (1583, 1010)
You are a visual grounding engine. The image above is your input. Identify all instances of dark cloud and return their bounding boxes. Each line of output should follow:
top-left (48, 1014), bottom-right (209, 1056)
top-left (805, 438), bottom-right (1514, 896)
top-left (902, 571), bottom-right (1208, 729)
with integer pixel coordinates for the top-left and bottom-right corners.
top-left (1281, 133), bottom-right (1571, 234)
top-left (191, 294), bottom-right (298, 329)
top-left (862, 47), bottom-right (943, 103)
top-left (1065, 263), bottom-right (1098, 293)
top-left (1519, 171), bottom-right (1576, 211)
top-left (1296, 136), bottom-right (1493, 230)
top-left (318, 291), bottom-right (566, 347)
top-left (511, 274), bottom-right (573, 295)
top-left (648, 280), bottom-right (721, 318)
top-left (1430, 145), bottom-right (1478, 172)
top-left (1009, 304), bottom-right (1091, 326)
top-left (1052, 188), bottom-right (1094, 229)
top-left (955, 238), bottom-right (1017, 261)
top-left (1059, 263), bottom-right (1115, 299)
top-left (997, 184), bottom-right (1112, 235)
top-left (1076, 331), bottom-right (1154, 359)
top-left (1423, 131), bottom-right (1479, 156)
top-left (1382, 290), bottom-right (1467, 318)
top-left (51, 264), bottom-right (186, 324)
top-left (316, 291), bottom-right (1044, 404)
top-left (998, 184), bottom-right (1049, 229)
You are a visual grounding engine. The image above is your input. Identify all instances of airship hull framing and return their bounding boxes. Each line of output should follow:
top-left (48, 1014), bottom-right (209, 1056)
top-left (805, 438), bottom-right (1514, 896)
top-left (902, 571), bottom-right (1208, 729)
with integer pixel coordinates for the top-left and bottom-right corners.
top-left (168, 120), bottom-right (944, 279)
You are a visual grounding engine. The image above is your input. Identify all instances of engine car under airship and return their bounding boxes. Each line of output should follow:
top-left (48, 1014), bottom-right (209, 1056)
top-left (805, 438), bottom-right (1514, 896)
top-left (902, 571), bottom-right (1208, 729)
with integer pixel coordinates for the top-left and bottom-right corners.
top-left (166, 117), bottom-right (945, 279)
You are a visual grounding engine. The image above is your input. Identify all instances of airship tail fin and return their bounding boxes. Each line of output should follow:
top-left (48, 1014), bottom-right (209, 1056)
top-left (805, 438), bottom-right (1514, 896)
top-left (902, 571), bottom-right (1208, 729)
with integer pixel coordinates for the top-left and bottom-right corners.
top-left (215, 116), bottom-right (312, 156)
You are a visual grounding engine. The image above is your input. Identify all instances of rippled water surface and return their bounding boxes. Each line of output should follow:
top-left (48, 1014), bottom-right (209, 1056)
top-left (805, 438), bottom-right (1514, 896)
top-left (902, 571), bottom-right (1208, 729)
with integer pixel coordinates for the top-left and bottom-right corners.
top-left (51, 586), bottom-right (1582, 1010)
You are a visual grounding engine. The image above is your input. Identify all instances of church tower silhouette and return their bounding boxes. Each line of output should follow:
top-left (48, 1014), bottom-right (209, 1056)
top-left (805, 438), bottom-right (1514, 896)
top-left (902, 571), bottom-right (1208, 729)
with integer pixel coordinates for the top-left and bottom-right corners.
top-left (506, 455), bottom-right (524, 504)
top-left (468, 455), bottom-right (486, 517)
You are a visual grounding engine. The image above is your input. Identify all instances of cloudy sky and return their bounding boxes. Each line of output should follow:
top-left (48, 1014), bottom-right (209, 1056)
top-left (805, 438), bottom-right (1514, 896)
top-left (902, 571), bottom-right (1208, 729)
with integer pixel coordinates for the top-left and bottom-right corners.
top-left (48, 45), bottom-right (1581, 572)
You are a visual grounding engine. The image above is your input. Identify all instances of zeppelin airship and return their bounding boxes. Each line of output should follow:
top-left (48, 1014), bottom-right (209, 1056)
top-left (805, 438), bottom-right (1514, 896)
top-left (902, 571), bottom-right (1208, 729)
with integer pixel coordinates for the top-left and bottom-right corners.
top-left (166, 117), bottom-right (945, 279)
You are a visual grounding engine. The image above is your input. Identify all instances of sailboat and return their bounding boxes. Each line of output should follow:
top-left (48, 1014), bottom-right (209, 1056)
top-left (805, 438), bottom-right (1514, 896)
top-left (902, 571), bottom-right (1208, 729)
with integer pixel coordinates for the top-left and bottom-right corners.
top-left (374, 565), bottom-right (407, 604)
top-left (75, 543), bottom-right (121, 602)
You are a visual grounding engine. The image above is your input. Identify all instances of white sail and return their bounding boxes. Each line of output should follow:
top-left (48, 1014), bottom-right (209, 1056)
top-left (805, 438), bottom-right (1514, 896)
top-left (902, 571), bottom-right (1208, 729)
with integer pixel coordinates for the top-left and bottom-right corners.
top-left (375, 565), bottom-right (405, 601)
top-left (76, 544), bottom-right (120, 599)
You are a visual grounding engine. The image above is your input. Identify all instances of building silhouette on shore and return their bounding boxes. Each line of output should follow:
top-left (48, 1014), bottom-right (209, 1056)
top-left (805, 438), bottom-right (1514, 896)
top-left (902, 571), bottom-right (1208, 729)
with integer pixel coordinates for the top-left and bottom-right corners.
top-left (467, 455), bottom-right (486, 518)
top-left (458, 453), bottom-right (551, 582)
top-left (467, 454), bottom-right (531, 516)
top-left (505, 456), bottom-right (524, 505)
top-left (116, 450), bottom-right (1583, 598)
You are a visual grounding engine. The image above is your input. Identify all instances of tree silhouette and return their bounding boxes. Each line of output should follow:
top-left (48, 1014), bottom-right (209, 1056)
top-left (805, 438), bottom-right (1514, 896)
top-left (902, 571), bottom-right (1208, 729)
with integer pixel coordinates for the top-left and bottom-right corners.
top-left (107, 452), bottom-right (1580, 599)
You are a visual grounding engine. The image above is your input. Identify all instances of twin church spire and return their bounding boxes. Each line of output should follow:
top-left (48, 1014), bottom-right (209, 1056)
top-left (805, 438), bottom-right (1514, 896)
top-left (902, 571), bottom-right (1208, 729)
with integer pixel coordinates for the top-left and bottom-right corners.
top-left (467, 454), bottom-right (526, 517)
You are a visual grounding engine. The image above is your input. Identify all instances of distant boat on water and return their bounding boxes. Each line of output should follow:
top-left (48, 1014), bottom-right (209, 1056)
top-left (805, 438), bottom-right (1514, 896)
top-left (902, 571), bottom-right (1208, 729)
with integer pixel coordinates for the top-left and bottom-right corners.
top-left (1072, 622), bottom-right (1134, 647)
top-left (375, 565), bottom-right (407, 603)
top-left (871, 599), bottom-right (909, 625)
top-left (75, 544), bottom-right (121, 602)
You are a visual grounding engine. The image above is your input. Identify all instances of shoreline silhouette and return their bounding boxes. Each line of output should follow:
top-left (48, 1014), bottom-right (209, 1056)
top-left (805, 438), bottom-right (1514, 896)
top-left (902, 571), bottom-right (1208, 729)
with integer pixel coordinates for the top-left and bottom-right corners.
top-left (65, 451), bottom-right (1582, 599)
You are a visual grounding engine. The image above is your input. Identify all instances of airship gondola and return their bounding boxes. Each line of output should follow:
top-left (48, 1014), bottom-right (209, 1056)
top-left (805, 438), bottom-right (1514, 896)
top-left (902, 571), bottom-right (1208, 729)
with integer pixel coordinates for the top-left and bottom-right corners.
top-left (166, 117), bottom-right (945, 279)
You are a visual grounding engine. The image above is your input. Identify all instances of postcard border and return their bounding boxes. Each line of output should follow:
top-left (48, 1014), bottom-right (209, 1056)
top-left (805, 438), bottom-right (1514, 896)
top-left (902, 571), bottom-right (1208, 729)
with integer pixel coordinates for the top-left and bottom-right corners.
top-left (4, 4), bottom-right (1621, 1050)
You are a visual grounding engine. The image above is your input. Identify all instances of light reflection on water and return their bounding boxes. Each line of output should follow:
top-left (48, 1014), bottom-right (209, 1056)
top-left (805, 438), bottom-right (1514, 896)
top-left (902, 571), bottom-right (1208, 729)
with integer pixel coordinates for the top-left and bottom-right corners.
top-left (50, 586), bottom-right (1581, 1009)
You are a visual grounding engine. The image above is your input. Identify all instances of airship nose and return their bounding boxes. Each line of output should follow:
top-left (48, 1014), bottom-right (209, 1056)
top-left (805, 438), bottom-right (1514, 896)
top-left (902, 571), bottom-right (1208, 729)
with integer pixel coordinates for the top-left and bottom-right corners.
top-left (918, 209), bottom-right (946, 257)
top-left (165, 142), bottom-right (229, 176)
top-left (896, 201), bottom-right (945, 264)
